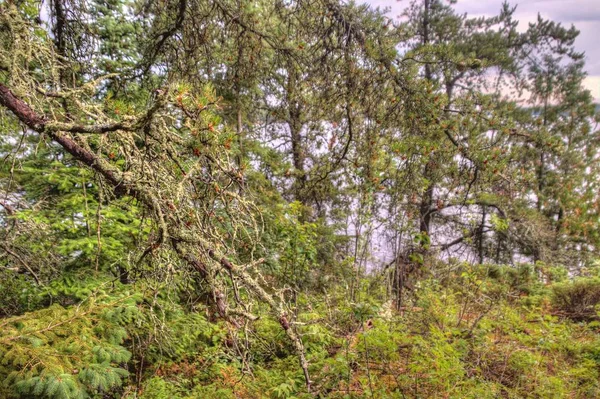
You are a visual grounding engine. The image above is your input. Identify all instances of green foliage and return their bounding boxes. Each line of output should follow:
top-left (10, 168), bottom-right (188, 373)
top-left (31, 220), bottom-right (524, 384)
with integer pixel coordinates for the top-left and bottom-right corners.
top-left (259, 201), bottom-right (341, 289)
top-left (0, 269), bottom-right (43, 316)
top-left (15, 373), bottom-right (83, 399)
top-left (137, 377), bottom-right (182, 399)
top-left (0, 286), bottom-right (140, 398)
top-left (552, 279), bottom-right (600, 321)
top-left (1, 0), bottom-right (599, 398)
top-left (12, 156), bottom-right (147, 271)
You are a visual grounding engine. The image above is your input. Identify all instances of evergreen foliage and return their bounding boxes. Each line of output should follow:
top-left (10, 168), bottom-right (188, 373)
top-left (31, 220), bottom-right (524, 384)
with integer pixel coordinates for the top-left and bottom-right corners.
top-left (0, 284), bottom-right (139, 398)
top-left (0, 0), bottom-right (598, 397)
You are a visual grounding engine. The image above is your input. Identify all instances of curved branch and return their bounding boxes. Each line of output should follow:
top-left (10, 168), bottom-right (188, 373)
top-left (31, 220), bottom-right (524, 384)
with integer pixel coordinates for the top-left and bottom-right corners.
top-left (140, 0), bottom-right (187, 75)
top-left (0, 200), bottom-right (15, 215)
top-left (45, 121), bottom-right (132, 134)
top-left (0, 243), bottom-right (40, 285)
top-left (0, 81), bottom-right (312, 391)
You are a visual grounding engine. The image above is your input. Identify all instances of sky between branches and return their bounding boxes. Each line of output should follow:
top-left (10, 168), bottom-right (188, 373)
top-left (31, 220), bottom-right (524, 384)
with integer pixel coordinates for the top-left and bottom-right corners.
top-left (365, 0), bottom-right (600, 102)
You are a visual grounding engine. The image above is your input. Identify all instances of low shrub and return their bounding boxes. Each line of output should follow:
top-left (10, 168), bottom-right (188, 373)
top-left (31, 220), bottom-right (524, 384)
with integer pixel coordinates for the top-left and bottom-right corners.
top-left (551, 279), bottom-right (600, 321)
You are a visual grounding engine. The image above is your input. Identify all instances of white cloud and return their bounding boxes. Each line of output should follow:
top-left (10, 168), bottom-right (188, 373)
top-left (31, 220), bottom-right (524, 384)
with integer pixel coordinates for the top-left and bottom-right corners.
top-left (583, 76), bottom-right (600, 102)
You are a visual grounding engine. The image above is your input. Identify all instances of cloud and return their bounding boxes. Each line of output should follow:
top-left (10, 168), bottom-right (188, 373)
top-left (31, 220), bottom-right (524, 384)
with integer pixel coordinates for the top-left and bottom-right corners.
top-left (583, 76), bottom-right (600, 102)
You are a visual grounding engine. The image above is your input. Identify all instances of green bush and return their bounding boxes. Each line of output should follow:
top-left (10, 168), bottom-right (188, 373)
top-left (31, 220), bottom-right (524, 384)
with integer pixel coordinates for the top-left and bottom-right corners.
top-left (551, 279), bottom-right (600, 321)
top-left (0, 287), bottom-right (140, 399)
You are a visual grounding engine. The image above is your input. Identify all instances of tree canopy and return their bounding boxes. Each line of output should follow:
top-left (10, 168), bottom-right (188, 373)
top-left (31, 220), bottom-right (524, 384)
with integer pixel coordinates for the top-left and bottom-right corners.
top-left (0, 0), bottom-right (599, 398)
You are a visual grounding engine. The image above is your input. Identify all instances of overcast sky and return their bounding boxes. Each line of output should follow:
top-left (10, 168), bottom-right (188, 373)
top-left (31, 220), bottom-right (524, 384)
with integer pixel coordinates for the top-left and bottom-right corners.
top-left (365, 0), bottom-right (600, 102)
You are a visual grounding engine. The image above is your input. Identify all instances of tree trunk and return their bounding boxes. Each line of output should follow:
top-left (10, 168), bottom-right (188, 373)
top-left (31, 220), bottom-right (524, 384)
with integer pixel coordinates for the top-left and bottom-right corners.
top-left (286, 64), bottom-right (306, 203)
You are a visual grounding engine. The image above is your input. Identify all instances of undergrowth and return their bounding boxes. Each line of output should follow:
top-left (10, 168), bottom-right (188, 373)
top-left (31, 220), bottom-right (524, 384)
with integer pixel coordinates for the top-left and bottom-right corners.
top-left (4, 263), bottom-right (599, 398)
